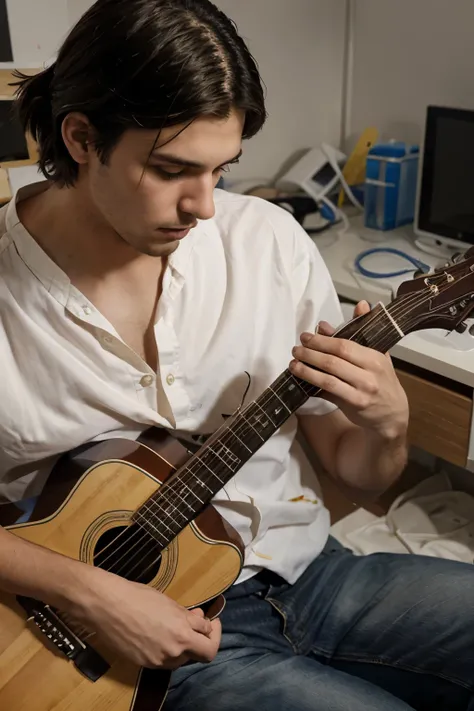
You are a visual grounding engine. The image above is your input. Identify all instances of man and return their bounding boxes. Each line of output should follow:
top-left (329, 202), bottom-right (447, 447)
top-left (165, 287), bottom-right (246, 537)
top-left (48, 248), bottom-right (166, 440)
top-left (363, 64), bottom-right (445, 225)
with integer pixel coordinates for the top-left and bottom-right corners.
top-left (0, 1), bottom-right (473, 709)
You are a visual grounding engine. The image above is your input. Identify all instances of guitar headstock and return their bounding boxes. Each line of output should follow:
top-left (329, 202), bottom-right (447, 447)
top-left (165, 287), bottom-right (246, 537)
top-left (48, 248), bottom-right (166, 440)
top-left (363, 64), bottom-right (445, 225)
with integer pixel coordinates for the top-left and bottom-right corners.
top-left (396, 247), bottom-right (474, 335)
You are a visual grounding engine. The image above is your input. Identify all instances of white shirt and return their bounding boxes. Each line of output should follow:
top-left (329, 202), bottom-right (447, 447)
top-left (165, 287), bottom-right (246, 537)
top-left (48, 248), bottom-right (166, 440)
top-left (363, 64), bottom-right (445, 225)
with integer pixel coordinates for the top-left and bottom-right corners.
top-left (0, 182), bottom-right (343, 585)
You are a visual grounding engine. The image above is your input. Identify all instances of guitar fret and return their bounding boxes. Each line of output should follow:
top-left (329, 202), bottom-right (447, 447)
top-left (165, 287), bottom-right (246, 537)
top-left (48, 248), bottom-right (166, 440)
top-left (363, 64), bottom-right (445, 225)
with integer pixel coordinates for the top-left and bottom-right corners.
top-left (253, 394), bottom-right (289, 430)
top-left (254, 401), bottom-right (276, 427)
top-left (240, 411), bottom-right (266, 441)
top-left (296, 377), bottom-right (313, 395)
top-left (170, 488), bottom-right (195, 511)
top-left (194, 455), bottom-right (224, 484)
top-left (288, 372), bottom-right (308, 395)
top-left (158, 495), bottom-right (189, 521)
top-left (221, 442), bottom-right (241, 469)
top-left (208, 443), bottom-right (241, 473)
top-left (141, 502), bottom-right (175, 535)
top-left (184, 465), bottom-right (213, 492)
top-left (178, 479), bottom-right (204, 505)
top-left (268, 386), bottom-right (292, 413)
top-left (141, 497), bottom-right (181, 536)
top-left (227, 426), bottom-right (252, 453)
top-left (134, 510), bottom-right (169, 545)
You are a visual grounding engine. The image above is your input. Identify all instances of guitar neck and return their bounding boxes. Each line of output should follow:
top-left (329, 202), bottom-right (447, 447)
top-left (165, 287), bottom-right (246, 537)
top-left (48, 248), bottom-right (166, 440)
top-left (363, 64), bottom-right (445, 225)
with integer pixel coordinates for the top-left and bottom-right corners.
top-left (135, 300), bottom-right (405, 545)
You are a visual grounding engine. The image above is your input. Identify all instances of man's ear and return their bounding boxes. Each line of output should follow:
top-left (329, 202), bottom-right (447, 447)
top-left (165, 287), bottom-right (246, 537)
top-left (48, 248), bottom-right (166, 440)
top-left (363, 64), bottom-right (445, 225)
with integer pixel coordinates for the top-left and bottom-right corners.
top-left (61, 112), bottom-right (95, 166)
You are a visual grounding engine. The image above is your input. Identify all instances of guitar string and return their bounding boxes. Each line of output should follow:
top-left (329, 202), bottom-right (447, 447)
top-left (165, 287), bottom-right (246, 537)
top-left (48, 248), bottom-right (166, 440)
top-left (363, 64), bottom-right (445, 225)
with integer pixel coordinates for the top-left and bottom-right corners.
top-left (95, 276), bottom-right (471, 579)
top-left (93, 284), bottom-right (441, 577)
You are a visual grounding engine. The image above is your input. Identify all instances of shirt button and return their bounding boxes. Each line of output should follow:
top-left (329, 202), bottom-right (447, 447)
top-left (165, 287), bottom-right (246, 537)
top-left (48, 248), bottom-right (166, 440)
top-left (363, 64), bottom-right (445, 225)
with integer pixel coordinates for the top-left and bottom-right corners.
top-left (82, 306), bottom-right (92, 316)
top-left (166, 374), bottom-right (175, 386)
top-left (140, 374), bottom-right (154, 388)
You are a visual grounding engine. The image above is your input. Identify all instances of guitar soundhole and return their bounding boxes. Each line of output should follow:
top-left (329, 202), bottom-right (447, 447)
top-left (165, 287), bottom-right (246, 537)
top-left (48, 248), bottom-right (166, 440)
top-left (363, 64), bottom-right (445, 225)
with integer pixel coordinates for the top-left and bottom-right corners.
top-left (93, 524), bottom-right (163, 585)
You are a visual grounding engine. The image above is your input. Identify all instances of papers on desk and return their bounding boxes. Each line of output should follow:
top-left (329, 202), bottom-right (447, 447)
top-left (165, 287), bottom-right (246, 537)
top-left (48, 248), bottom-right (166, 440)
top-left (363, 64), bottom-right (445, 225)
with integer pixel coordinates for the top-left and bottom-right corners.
top-left (7, 165), bottom-right (43, 195)
top-left (0, 168), bottom-right (10, 203)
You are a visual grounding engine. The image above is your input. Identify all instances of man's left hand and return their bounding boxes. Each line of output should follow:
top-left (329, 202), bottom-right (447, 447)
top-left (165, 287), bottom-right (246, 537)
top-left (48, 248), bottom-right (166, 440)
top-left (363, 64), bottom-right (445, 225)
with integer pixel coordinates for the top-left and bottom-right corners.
top-left (290, 301), bottom-right (409, 441)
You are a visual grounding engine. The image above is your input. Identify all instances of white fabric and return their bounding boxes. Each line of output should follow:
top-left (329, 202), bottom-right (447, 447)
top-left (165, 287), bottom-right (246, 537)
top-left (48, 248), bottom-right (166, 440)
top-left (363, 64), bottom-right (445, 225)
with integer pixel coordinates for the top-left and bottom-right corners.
top-left (0, 182), bottom-right (343, 585)
top-left (334, 473), bottom-right (474, 564)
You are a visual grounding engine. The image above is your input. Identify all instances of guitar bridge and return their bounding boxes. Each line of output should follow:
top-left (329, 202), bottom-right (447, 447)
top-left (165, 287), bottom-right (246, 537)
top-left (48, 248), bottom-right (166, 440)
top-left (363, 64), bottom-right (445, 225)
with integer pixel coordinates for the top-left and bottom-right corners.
top-left (16, 596), bottom-right (110, 682)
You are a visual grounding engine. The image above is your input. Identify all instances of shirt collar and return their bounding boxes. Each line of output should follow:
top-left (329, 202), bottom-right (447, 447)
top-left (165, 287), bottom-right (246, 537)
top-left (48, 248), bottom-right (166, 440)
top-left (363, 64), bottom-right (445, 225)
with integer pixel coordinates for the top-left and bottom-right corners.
top-left (7, 181), bottom-right (72, 305)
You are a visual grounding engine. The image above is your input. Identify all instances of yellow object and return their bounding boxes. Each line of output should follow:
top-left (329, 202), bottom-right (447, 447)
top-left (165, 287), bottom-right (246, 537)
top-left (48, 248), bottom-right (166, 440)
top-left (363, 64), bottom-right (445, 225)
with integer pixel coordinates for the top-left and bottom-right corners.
top-left (289, 495), bottom-right (319, 504)
top-left (338, 127), bottom-right (379, 207)
top-left (0, 168), bottom-right (11, 204)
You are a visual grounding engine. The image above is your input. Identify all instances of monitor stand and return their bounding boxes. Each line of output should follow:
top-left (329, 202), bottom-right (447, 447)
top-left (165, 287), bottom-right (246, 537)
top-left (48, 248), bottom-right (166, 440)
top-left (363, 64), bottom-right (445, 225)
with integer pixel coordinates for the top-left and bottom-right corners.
top-left (415, 321), bottom-right (474, 352)
top-left (414, 234), bottom-right (469, 262)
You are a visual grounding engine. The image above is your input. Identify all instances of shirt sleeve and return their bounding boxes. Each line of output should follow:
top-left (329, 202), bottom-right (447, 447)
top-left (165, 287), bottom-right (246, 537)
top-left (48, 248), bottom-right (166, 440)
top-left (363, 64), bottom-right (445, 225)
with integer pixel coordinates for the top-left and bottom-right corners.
top-left (291, 222), bottom-right (344, 417)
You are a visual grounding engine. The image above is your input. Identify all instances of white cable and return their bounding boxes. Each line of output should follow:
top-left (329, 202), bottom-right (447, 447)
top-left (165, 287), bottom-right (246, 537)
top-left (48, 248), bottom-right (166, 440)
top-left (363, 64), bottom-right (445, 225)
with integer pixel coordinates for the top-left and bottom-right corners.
top-left (321, 144), bottom-right (364, 211)
top-left (319, 195), bottom-right (351, 234)
top-left (337, 167), bottom-right (365, 211)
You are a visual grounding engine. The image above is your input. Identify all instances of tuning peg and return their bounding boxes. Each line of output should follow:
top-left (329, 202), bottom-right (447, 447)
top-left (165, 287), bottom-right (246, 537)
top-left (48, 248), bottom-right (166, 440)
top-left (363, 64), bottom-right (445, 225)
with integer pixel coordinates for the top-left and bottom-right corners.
top-left (455, 321), bottom-right (469, 334)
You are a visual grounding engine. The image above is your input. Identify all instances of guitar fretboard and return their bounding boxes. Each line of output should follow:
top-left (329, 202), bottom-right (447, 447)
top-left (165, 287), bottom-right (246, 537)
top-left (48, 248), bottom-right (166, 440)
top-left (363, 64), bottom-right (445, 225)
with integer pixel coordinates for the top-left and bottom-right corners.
top-left (134, 301), bottom-right (404, 548)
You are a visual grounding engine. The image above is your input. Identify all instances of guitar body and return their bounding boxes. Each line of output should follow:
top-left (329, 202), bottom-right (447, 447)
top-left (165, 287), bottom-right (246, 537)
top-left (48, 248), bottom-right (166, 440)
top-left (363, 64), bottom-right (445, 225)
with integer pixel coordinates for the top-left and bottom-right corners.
top-left (0, 431), bottom-right (244, 711)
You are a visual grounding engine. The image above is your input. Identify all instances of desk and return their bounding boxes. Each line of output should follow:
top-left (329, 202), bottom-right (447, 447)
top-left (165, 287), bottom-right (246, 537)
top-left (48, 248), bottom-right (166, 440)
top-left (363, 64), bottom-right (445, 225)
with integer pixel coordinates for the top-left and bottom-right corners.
top-left (0, 168), bottom-right (11, 204)
top-left (314, 216), bottom-right (474, 470)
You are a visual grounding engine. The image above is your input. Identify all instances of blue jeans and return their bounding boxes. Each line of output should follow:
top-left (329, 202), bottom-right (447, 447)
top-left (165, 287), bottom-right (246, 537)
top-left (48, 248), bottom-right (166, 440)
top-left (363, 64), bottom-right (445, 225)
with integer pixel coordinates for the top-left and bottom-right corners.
top-left (165, 537), bottom-right (474, 711)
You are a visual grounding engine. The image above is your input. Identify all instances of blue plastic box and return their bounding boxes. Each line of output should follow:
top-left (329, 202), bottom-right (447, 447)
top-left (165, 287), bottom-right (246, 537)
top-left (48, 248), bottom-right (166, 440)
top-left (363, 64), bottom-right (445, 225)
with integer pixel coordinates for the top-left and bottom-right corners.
top-left (364, 141), bottom-right (419, 231)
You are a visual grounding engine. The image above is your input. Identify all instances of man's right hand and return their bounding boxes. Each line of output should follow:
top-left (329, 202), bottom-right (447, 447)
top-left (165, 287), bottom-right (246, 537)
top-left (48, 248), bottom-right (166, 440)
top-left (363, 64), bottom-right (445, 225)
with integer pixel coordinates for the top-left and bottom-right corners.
top-left (0, 526), bottom-right (222, 670)
top-left (68, 566), bottom-right (222, 669)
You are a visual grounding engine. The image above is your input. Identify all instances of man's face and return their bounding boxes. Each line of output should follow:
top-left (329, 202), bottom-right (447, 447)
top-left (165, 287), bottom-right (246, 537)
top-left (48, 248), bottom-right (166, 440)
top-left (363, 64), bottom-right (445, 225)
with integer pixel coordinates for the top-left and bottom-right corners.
top-left (83, 110), bottom-right (244, 257)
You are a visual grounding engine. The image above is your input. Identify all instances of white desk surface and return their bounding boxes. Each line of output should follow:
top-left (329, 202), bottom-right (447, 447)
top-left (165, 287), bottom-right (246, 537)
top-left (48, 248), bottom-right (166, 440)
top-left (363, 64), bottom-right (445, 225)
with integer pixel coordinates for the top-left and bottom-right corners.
top-left (312, 216), bottom-right (474, 389)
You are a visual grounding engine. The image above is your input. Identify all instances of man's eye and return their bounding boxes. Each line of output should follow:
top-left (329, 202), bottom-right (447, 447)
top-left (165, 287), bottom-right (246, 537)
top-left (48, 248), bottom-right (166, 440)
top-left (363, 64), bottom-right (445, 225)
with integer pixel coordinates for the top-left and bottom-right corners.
top-left (220, 158), bottom-right (240, 173)
top-left (153, 166), bottom-right (185, 180)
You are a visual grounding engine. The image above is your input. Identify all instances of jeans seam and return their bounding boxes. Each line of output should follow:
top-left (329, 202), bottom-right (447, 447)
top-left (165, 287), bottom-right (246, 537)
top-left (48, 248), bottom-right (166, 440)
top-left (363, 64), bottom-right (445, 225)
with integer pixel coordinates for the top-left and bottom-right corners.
top-left (310, 646), bottom-right (474, 692)
top-left (264, 595), bottom-right (298, 654)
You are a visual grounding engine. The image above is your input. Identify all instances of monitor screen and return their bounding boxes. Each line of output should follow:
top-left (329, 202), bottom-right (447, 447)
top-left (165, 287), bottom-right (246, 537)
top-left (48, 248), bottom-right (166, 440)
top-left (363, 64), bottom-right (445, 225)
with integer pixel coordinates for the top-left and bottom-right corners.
top-left (0, 0), bottom-right (13, 62)
top-left (417, 106), bottom-right (474, 245)
top-left (0, 100), bottom-right (29, 163)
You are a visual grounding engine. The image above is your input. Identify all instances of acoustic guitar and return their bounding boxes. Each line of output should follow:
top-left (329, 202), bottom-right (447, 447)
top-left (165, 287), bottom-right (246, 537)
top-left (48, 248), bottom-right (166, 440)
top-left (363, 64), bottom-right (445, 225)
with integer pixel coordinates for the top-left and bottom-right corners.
top-left (1, 251), bottom-right (474, 711)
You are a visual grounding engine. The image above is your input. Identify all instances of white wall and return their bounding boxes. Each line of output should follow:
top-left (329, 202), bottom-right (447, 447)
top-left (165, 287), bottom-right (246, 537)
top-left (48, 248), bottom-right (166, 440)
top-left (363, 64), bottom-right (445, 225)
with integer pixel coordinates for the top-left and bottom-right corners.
top-left (67, 0), bottom-right (91, 26)
top-left (347, 0), bottom-right (474, 147)
top-left (2, 0), bottom-right (68, 67)
top-left (214, 0), bottom-right (346, 182)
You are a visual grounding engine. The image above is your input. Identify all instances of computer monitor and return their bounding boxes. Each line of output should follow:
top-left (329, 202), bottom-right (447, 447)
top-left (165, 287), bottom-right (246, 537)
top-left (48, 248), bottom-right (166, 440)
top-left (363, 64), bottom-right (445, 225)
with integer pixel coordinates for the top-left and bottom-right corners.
top-left (0, 100), bottom-right (29, 163)
top-left (0, 98), bottom-right (38, 170)
top-left (0, 69), bottom-right (40, 173)
top-left (415, 105), bottom-right (474, 250)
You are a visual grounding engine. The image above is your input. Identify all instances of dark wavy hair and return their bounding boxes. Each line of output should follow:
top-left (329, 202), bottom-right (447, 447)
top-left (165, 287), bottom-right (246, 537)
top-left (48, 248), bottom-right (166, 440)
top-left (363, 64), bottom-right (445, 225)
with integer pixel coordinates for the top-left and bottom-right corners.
top-left (13, 0), bottom-right (267, 186)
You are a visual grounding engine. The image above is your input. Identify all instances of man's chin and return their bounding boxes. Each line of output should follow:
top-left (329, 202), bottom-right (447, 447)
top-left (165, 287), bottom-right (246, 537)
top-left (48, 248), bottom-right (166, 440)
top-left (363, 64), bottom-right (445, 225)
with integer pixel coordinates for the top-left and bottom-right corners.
top-left (140, 239), bottom-right (180, 258)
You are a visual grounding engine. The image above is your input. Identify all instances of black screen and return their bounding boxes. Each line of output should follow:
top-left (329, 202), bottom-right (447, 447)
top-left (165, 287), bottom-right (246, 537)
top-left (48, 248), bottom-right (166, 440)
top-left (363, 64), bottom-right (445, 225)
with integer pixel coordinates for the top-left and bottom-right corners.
top-left (311, 162), bottom-right (337, 186)
top-left (419, 106), bottom-right (474, 244)
top-left (0, 0), bottom-right (13, 62)
top-left (0, 101), bottom-right (29, 163)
